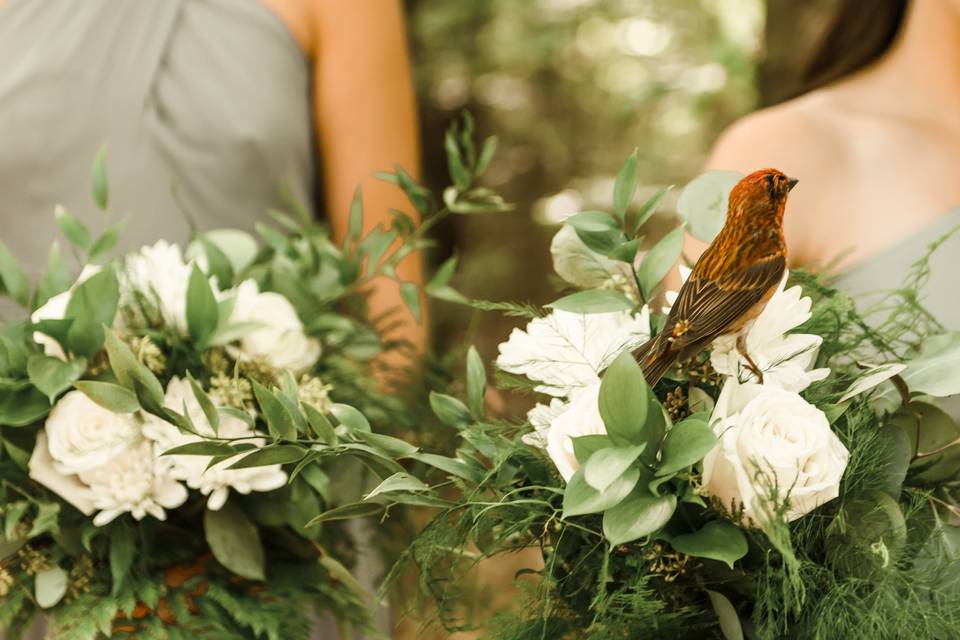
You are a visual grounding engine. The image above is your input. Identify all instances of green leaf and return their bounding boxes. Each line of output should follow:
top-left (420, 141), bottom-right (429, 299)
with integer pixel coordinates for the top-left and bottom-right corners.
top-left (27, 354), bottom-right (86, 402)
top-left (366, 472), bottom-right (430, 499)
top-left (571, 435), bottom-right (613, 465)
top-left (303, 403), bottom-right (337, 443)
top-left (657, 417), bottom-right (718, 476)
top-left (445, 130), bottom-right (471, 190)
top-left (354, 431), bottom-right (419, 457)
top-left (37, 241), bottom-right (73, 306)
top-left (637, 225), bottom-right (685, 300)
top-left (607, 238), bottom-right (639, 263)
top-left (35, 566), bottom-right (68, 608)
top-left (706, 590), bottom-right (744, 640)
top-left (0, 239), bottom-right (30, 307)
top-left (74, 380), bottom-right (139, 414)
top-left (564, 211), bottom-right (619, 234)
top-left (0, 385), bottom-right (50, 426)
top-left (304, 502), bottom-right (384, 528)
top-left (465, 347), bottom-right (486, 416)
top-left (399, 282), bottom-right (421, 323)
top-left (88, 223), bottom-right (124, 264)
top-left (633, 185), bottom-right (672, 233)
top-left (91, 146), bottom-right (109, 210)
top-left (602, 490), bottom-right (676, 546)
top-left (429, 391), bottom-right (472, 428)
top-left (228, 445), bottom-right (305, 469)
top-left (252, 381), bottom-right (296, 441)
top-left (613, 149), bottom-right (638, 220)
top-left (598, 352), bottom-right (649, 446)
top-left (204, 501), bottom-right (265, 581)
top-left (427, 255), bottom-right (458, 293)
top-left (676, 170), bottom-right (741, 243)
top-left (186, 265), bottom-right (218, 345)
top-left (104, 331), bottom-right (164, 407)
top-left (65, 268), bottom-right (120, 357)
top-left (548, 288), bottom-right (634, 314)
top-left (583, 444), bottom-right (646, 492)
top-left (669, 521), bottom-right (748, 569)
top-left (839, 362), bottom-right (908, 402)
top-left (109, 522), bottom-right (135, 595)
top-left (405, 452), bottom-right (484, 483)
top-left (54, 205), bottom-right (92, 251)
top-left (162, 441), bottom-right (238, 457)
top-left (562, 466), bottom-right (640, 518)
top-left (330, 403), bottom-right (371, 433)
top-left (348, 187), bottom-right (364, 244)
top-left (200, 229), bottom-right (258, 275)
top-left (475, 135), bottom-right (498, 176)
top-left (187, 373), bottom-right (219, 433)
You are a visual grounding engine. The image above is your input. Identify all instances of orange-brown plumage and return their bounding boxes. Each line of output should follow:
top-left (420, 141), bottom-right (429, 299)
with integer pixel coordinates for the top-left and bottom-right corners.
top-left (634, 168), bottom-right (798, 385)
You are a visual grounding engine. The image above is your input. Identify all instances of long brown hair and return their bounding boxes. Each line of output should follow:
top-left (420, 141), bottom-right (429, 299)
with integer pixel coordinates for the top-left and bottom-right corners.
top-left (798, 0), bottom-right (909, 95)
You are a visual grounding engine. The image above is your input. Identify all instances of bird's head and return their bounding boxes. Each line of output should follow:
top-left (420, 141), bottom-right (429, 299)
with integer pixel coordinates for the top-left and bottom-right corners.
top-left (728, 168), bottom-right (797, 223)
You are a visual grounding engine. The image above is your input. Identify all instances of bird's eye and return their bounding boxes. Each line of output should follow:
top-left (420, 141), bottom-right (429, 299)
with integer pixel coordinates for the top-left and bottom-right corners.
top-left (765, 174), bottom-right (776, 197)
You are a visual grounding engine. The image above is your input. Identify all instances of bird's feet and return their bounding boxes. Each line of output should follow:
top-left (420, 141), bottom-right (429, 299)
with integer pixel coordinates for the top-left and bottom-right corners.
top-left (736, 335), bottom-right (765, 384)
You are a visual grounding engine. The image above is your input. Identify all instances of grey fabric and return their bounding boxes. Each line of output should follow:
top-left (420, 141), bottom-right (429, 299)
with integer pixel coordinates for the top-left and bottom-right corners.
top-left (0, 2), bottom-right (384, 637)
top-left (834, 209), bottom-right (960, 331)
top-left (0, 0), bottom-right (316, 321)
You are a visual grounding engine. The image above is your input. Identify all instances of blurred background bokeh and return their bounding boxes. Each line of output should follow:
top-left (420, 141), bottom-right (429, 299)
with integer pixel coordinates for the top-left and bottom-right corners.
top-left (406, 0), bottom-right (836, 363)
top-left (396, 0), bottom-right (842, 635)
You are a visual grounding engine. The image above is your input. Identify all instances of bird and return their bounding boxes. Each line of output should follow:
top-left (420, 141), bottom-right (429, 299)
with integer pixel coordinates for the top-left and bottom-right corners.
top-left (634, 168), bottom-right (798, 386)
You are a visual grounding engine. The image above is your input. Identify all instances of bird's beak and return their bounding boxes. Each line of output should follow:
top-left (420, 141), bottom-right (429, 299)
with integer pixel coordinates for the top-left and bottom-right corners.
top-left (786, 177), bottom-right (799, 192)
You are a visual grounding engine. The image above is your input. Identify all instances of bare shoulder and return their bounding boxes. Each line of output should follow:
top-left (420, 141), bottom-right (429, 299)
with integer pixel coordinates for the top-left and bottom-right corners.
top-left (706, 92), bottom-right (849, 176)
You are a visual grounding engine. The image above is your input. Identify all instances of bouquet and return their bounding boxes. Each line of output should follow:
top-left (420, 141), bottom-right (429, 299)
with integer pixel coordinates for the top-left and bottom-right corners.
top-left (0, 119), bottom-right (509, 640)
top-left (264, 156), bottom-right (960, 638)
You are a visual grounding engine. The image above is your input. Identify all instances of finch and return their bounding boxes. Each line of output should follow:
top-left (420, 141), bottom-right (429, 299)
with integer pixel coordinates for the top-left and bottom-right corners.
top-left (634, 168), bottom-right (798, 386)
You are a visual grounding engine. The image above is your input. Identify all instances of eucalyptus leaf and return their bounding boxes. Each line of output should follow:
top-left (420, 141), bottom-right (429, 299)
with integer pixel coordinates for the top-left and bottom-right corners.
top-left (598, 352), bottom-right (649, 446)
top-left (562, 466), bottom-right (640, 518)
top-left (669, 521), bottom-right (748, 569)
top-left (204, 501), bottom-right (265, 581)
top-left (676, 171), bottom-right (741, 243)
top-left (572, 434), bottom-right (613, 465)
top-left (657, 417), bottom-right (718, 476)
top-left (583, 444), bottom-right (646, 492)
top-left (602, 490), bottom-right (676, 546)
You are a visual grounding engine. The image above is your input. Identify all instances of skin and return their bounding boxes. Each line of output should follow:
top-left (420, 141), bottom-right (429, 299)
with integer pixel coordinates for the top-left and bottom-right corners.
top-left (260, 0), bottom-right (426, 373)
top-left (687, 0), bottom-right (960, 272)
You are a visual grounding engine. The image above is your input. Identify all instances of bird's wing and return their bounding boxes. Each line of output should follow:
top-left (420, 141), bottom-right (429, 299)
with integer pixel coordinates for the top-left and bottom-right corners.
top-left (668, 253), bottom-right (786, 346)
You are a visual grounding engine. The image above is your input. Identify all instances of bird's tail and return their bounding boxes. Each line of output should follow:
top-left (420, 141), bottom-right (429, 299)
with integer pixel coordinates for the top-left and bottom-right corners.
top-left (633, 336), bottom-right (675, 387)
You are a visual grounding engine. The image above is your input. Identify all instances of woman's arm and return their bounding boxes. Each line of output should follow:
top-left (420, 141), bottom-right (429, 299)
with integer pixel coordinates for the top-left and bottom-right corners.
top-left (308, 0), bottom-right (427, 369)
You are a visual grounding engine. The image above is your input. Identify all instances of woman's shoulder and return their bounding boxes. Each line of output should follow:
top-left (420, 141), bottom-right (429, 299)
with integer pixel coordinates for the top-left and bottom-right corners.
top-left (706, 91), bottom-right (851, 175)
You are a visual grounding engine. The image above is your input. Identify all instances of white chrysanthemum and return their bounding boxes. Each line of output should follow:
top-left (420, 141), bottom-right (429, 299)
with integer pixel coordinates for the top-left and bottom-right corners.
top-left (710, 275), bottom-right (830, 392)
top-left (522, 398), bottom-right (569, 448)
top-left (496, 307), bottom-right (651, 397)
top-left (143, 377), bottom-right (287, 510)
top-left (229, 279), bottom-right (321, 373)
top-left (30, 265), bottom-right (102, 359)
top-left (78, 438), bottom-right (188, 527)
top-left (122, 240), bottom-right (196, 334)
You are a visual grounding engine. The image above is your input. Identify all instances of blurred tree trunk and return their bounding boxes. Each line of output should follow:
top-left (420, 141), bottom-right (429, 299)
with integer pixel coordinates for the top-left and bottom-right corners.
top-left (759, 0), bottom-right (837, 106)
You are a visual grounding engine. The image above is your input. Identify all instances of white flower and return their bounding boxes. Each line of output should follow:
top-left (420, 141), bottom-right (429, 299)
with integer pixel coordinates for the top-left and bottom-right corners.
top-left (710, 276), bottom-right (830, 392)
top-left (30, 265), bottom-right (102, 359)
top-left (143, 377), bottom-right (287, 510)
top-left (551, 225), bottom-right (633, 289)
top-left (122, 240), bottom-right (195, 333)
top-left (28, 431), bottom-right (96, 516)
top-left (523, 398), bottom-right (569, 448)
top-left (44, 391), bottom-right (141, 475)
top-left (77, 439), bottom-right (188, 526)
top-left (229, 280), bottom-right (321, 373)
top-left (702, 380), bottom-right (848, 524)
top-left (497, 307), bottom-right (651, 397)
top-left (661, 265), bottom-right (693, 315)
top-left (543, 383), bottom-right (606, 481)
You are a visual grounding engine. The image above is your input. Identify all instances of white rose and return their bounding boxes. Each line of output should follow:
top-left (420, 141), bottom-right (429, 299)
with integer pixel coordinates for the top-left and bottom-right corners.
top-left (710, 277), bottom-right (830, 392)
top-left (28, 431), bottom-right (96, 516)
top-left (143, 377), bottom-right (287, 510)
top-left (544, 383), bottom-right (606, 481)
top-left (497, 307), bottom-right (651, 397)
top-left (229, 279), bottom-right (321, 373)
top-left (121, 240), bottom-right (196, 333)
top-left (78, 439), bottom-right (188, 526)
top-left (702, 381), bottom-right (848, 524)
top-left (44, 391), bottom-right (141, 475)
top-left (30, 265), bottom-right (102, 359)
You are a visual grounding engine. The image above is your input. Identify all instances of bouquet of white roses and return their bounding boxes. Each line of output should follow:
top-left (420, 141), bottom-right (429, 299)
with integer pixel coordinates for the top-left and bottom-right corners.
top-left (272, 157), bottom-right (960, 639)
top-left (0, 117), bottom-right (509, 639)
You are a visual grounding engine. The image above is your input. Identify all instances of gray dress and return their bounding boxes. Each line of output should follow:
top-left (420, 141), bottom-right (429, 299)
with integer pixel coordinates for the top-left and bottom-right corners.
top-left (0, 1), bottom-right (385, 637)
